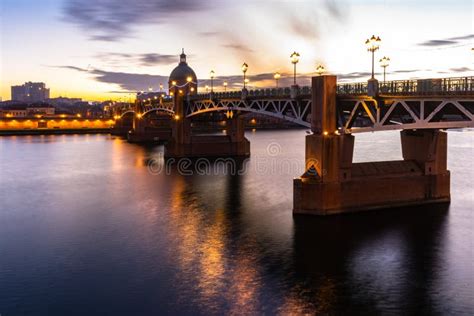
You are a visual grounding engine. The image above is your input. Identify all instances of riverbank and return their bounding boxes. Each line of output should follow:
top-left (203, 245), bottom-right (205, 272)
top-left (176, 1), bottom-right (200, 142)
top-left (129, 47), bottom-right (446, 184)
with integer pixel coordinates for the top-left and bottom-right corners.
top-left (0, 128), bottom-right (112, 136)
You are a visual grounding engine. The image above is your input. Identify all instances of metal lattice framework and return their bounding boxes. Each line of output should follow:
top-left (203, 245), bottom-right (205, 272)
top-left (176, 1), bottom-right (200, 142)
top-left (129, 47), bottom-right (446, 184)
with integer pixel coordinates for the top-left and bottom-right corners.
top-left (186, 98), bottom-right (312, 127)
top-left (338, 97), bottom-right (474, 133)
top-left (119, 101), bottom-right (174, 118)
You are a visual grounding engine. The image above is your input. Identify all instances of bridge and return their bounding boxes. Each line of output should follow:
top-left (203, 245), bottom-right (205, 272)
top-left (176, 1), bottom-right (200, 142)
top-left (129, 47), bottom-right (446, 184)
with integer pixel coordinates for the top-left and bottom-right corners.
top-left (113, 75), bottom-right (473, 216)
top-left (115, 76), bottom-right (473, 135)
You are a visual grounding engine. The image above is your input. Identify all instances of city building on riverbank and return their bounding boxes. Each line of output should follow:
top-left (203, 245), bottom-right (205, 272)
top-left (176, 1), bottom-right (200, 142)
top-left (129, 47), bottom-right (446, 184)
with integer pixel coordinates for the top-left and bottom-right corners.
top-left (11, 82), bottom-right (50, 102)
top-left (0, 104), bottom-right (55, 118)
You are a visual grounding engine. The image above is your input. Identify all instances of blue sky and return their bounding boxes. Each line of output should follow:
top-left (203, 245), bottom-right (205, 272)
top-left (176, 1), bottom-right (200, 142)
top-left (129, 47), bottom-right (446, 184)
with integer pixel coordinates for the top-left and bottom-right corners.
top-left (1, 0), bottom-right (472, 100)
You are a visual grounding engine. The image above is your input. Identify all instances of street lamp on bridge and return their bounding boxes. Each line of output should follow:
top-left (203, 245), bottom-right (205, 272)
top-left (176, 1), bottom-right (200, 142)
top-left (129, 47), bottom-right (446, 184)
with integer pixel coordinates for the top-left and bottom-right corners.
top-left (379, 56), bottom-right (390, 84)
top-left (365, 35), bottom-right (381, 79)
top-left (241, 62), bottom-right (249, 90)
top-left (316, 64), bottom-right (325, 76)
top-left (366, 35), bottom-right (381, 96)
top-left (210, 70), bottom-right (215, 92)
top-left (290, 51), bottom-right (300, 86)
top-left (274, 72), bottom-right (281, 88)
top-left (223, 81), bottom-right (228, 92)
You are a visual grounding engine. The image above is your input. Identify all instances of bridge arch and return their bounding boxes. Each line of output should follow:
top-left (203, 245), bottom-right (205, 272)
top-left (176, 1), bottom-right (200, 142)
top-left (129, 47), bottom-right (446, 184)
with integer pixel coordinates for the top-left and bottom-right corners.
top-left (142, 108), bottom-right (175, 117)
top-left (186, 99), bottom-right (312, 128)
top-left (119, 108), bottom-right (175, 119)
top-left (120, 111), bottom-right (136, 119)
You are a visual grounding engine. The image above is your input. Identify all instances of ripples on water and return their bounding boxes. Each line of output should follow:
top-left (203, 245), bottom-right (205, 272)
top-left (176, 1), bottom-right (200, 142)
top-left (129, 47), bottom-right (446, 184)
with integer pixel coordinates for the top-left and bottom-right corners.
top-left (0, 131), bottom-right (473, 315)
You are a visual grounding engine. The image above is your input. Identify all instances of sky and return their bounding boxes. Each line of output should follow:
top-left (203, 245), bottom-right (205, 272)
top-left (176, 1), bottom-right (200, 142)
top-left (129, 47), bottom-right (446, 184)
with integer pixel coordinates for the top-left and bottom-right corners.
top-left (0, 0), bottom-right (473, 101)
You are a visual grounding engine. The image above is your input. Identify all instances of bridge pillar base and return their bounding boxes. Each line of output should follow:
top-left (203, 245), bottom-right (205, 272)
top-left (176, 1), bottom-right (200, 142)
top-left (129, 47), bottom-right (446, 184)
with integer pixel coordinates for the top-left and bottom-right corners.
top-left (294, 130), bottom-right (451, 216)
top-left (165, 116), bottom-right (250, 158)
top-left (293, 171), bottom-right (450, 215)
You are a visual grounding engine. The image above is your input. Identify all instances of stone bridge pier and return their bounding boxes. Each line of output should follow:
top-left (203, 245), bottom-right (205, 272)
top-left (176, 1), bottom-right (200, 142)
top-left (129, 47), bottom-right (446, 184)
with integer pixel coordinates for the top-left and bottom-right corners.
top-left (165, 90), bottom-right (250, 158)
top-left (293, 75), bottom-right (450, 215)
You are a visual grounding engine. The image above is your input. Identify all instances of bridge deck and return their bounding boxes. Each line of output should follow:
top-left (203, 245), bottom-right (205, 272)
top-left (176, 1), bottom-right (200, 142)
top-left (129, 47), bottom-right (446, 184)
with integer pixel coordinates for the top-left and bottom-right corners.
top-left (116, 76), bottom-right (473, 134)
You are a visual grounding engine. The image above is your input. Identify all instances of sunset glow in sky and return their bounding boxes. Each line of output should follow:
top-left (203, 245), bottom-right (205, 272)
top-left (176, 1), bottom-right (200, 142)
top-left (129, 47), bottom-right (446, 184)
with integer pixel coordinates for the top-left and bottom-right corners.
top-left (1, 0), bottom-right (473, 101)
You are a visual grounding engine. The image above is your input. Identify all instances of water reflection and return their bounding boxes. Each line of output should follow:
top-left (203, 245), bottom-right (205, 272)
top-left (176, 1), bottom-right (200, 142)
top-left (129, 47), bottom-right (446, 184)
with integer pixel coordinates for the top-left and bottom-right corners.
top-left (162, 160), bottom-right (264, 313)
top-left (0, 132), bottom-right (472, 315)
top-left (291, 204), bottom-right (449, 314)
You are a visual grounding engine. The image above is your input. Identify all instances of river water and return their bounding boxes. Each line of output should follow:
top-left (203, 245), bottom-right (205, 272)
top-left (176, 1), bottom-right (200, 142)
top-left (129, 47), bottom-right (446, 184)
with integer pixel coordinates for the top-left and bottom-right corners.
top-left (0, 130), bottom-right (473, 315)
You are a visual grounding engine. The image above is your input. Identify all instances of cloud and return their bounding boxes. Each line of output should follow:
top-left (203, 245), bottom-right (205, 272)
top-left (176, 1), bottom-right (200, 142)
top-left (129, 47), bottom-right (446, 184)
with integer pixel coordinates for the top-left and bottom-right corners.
top-left (337, 72), bottom-right (373, 80)
top-left (63, 0), bottom-right (349, 46)
top-left (55, 65), bottom-right (89, 72)
top-left (392, 69), bottom-right (422, 74)
top-left (140, 53), bottom-right (176, 66)
top-left (62, 0), bottom-right (210, 41)
top-left (285, 0), bottom-right (347, 41)
top-left (96, 52), bottom-right (176, 67)
top-left (418, 40), bottom-right (457, 47)
top-left (53, 65), bottom-right (168, 91)
top-left (199, 31), bottom-right (220, 37)
top-left (447, 34), bottom-right (474, 41)
top-left (450, 67), bottom-right (473, 72)
top-left (418, 34), bottom-right (473, 47)
top-left (222, 44), bottom-right (255, 53)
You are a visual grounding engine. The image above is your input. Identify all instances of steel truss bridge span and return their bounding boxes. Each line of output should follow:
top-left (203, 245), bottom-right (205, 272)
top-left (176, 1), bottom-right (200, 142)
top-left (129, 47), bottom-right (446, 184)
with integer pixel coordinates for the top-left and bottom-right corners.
top-left (186, 98), bottom-right (312, 128)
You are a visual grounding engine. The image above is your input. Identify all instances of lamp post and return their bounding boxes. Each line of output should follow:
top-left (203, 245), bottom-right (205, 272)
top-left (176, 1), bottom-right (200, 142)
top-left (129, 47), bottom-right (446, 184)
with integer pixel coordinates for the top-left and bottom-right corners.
top-left (241, 62), bottom-right (249, 89)
top-left (210, 70), bottom-right (215, 92)
top-left (365, 35), bottom-right (381, 79)
top-left (365, 35), bottom-right (381, 96)
top-left (316, 64), bottom-right (325, 76)
top-left (223, 81), bottom-right (228, 92)
top-left (290, 51), bottom-right (300, 85)
top-left (274, 72), bottom-right (281, 88)
top-left (379, 56), bottom-right (390, 84)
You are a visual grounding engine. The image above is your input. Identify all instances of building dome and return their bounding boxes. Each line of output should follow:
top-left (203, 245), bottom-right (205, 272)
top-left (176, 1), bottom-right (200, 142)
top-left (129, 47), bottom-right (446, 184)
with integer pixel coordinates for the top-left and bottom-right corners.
top-left (168, 49), bottom-right (198, 91)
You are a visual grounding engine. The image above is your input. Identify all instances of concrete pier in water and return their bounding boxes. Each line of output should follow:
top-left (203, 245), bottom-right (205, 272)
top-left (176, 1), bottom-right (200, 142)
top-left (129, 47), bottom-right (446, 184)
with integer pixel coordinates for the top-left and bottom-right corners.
top-left (165, 92), bottom-right (250, 158)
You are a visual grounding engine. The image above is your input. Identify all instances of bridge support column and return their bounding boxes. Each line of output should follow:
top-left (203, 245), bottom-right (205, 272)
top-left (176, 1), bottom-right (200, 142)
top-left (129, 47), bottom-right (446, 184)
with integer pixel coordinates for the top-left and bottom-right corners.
top-left (111, 117), bottom-right (130, 136)
top-left (132, 116), bottom-right (144, 134)
top-left (401, 129), bottom-right (450, 200)
top-left (164, 93), bottom-right (192, 157)
top-left (164, 95), bottom-right (250, 158)
top-left (293, 76), bottom-right (450, 215)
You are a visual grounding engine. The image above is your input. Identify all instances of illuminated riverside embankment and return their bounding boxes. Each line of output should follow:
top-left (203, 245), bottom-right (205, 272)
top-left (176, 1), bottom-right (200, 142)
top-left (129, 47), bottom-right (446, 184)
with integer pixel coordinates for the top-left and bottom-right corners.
top-left (0, 117), bottom-right (115, 135)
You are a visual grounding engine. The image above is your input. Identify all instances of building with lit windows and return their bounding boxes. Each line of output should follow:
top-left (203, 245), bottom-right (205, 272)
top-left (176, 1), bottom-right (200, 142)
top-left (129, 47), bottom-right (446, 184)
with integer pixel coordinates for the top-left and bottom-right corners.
top-left (11, 82), bottom-right (50, 102)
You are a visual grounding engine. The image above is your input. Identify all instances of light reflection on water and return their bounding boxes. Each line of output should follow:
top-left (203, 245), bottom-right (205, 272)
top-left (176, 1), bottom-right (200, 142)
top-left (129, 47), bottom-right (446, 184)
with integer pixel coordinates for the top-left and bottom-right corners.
top-left (0, 131), bottom-right (472, 315)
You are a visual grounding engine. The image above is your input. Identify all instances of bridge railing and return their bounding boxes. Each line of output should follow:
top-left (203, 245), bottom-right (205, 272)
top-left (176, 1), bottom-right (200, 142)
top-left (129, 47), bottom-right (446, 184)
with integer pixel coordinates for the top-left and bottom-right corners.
top-left (191, 86), bottom-right (312, 101)
top-left (337, 76), bottom-right (473, 96)
top-left (191, 76), bottom-right (473, 99)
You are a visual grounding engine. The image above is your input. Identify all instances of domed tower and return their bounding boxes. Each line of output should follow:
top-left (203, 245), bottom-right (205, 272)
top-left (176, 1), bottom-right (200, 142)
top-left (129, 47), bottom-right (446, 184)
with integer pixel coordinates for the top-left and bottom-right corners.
top-left (169, 49), bottom-right (198, 95)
